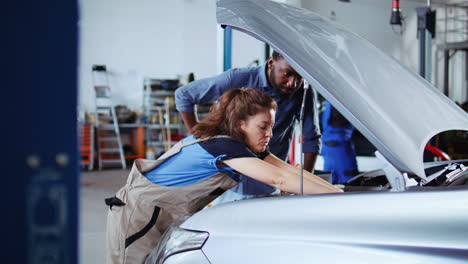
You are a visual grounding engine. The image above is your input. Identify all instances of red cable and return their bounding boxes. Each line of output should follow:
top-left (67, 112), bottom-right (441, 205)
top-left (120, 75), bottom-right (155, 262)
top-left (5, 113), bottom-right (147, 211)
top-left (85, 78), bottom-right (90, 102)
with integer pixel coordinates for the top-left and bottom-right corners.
top-left (425, 144), bottom-right (451, 161)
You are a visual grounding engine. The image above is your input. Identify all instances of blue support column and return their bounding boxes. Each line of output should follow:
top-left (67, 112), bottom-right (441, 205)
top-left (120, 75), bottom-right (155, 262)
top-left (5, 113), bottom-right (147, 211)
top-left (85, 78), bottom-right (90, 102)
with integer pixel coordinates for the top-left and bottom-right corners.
top-left (4, 0), bottom-right (79, 263)
top-left (224, 26), bottom-right (233, 71)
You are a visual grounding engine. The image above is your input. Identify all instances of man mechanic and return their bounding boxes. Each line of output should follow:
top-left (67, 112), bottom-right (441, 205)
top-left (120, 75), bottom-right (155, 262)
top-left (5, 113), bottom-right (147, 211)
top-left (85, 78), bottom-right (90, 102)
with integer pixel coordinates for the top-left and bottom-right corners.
top-left (175, 51), bottom-right (321, 200)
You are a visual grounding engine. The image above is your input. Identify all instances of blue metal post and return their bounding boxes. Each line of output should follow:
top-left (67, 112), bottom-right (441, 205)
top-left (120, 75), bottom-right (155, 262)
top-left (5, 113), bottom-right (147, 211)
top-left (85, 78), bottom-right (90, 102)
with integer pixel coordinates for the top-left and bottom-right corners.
top-left (4, 0), bottom-right (79, 263)
top-left (224, 26), bottom-right (233, 71)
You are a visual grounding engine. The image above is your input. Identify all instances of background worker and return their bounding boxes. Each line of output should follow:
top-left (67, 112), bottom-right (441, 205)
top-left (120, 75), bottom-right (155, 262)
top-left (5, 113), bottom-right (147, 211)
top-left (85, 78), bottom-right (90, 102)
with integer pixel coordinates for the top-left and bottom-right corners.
top-left (321, 101), bottom-right (358, 184)
top-left (106, 88), bottom-right (340, 264)
top-left (175, 51), bottom-right (321, 200)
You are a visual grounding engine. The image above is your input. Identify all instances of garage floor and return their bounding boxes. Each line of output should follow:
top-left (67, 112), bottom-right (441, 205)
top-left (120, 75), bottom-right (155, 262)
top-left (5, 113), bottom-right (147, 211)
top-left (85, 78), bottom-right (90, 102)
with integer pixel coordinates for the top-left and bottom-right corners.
top-left (80, 168), bottom-right (130, 264)
top-left (79, 156), bottom-right (383, 263)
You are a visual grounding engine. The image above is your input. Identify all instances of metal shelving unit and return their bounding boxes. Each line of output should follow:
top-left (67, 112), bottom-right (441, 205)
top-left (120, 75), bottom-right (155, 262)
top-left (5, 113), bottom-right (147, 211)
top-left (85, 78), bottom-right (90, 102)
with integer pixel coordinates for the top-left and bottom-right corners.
top-left (143, 78), bottom-right (183, 156)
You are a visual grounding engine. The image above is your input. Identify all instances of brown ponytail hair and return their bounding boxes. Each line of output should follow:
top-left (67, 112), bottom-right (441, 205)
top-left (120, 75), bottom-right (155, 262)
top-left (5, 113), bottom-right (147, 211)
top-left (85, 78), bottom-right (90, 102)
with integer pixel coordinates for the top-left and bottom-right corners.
top-left (192, 87), bottom-right (277, 143)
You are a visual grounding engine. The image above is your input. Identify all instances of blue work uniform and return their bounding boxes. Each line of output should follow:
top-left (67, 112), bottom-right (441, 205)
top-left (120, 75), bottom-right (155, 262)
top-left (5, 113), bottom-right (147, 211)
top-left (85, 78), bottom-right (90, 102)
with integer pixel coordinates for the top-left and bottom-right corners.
top-left (175, 62), bottom-right (321, 197)
top-left (145, 135), bottom-right (269, 186)
top-left (321, 101), bottom-right (358, 184)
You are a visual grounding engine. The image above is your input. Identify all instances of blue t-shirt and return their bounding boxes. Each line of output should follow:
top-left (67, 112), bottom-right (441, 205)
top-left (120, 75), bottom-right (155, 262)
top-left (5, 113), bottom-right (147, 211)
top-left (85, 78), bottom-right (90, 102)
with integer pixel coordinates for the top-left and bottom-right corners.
top-left (144, 136), bottom-right (270, 186)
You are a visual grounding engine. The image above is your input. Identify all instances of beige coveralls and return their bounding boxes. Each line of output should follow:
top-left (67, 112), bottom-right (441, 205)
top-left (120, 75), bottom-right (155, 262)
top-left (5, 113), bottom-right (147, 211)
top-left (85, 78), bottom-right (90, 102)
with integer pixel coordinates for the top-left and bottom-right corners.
top-left (105, 137), bottom-right (239, 264)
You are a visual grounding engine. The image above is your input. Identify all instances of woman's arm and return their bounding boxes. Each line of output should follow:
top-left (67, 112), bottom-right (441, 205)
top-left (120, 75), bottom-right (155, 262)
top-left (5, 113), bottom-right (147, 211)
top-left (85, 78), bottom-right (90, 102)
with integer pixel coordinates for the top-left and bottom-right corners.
top-left (263, 154), bottom-right (342, 193)
top-left (223, 156), bottom-right (342, 194)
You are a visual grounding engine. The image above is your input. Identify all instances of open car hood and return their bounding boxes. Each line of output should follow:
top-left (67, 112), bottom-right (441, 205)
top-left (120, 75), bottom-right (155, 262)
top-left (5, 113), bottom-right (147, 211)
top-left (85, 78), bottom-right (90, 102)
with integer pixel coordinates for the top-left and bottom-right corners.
top-left (217, 0), bottom-right (468, 179)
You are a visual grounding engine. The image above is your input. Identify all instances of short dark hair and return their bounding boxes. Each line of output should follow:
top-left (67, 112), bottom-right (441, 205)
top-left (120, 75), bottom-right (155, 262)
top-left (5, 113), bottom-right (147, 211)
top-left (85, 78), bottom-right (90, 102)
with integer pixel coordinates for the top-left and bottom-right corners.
top-left (192, 88), bottom-right (277, 143)
top-left (271, 50), bottom-right (282, 60)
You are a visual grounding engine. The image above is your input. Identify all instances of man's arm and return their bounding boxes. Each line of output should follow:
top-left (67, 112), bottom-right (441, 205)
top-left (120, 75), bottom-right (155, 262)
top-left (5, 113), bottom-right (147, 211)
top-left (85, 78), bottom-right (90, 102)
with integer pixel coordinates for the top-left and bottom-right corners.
top-left (302, 86), bottom-right (321, 172)
top-left (175, 71), bottom-right (235, 134)
top-left (303, 152), bottom-right (318, 173)
top-left (179, 111), bottom-right (199, 133)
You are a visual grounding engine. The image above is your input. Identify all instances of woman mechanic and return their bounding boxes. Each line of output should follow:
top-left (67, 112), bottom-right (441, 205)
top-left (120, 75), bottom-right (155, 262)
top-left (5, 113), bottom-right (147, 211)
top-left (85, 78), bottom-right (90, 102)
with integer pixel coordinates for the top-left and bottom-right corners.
top-left (106, 87), bottom-right (342, 264)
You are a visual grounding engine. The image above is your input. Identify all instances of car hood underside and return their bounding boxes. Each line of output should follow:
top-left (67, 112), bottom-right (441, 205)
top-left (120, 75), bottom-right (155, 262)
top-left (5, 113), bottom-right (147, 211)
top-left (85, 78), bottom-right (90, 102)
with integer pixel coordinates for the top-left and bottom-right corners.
top-left (217, 0), bottom-right (468, 179)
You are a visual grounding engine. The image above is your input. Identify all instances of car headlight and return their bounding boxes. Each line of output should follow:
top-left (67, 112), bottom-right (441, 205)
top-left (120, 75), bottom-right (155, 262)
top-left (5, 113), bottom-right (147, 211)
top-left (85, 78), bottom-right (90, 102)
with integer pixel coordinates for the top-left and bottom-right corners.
top-left (148, 225), bottom-right (209, 264)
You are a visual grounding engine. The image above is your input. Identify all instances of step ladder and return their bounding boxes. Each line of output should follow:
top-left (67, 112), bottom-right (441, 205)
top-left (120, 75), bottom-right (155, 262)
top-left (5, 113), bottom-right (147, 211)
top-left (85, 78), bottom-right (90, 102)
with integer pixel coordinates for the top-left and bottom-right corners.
top-left (92, 65), bottom-right (126, 170)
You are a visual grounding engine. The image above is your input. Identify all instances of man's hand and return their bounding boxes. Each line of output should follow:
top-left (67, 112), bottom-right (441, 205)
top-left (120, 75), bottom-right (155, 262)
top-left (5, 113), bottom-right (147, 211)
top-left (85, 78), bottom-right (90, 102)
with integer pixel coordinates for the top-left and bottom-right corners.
top-left (303, 152), bottom-right (318, 173)
top-left (179, 111), bottom-right (199, 134)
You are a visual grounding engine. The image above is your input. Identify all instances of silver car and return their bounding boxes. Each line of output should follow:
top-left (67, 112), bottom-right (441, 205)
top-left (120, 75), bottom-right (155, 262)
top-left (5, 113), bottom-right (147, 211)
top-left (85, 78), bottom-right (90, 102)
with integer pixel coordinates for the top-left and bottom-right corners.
top-left (146, 0), bottom-right (468, 263)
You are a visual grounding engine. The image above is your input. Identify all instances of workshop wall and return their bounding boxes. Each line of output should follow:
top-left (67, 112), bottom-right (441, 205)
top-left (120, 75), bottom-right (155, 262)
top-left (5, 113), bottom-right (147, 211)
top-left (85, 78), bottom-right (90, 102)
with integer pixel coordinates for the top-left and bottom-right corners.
top-left (302, 0), bottom-right (421, 67)
top-left (79, 0), bottom-right (219, 114)
top-left (79, 0), bottom-right (467, 116)
top-left (79, 0), bottom-right (269, 115)
top-left (231, 30), bottom-right (266, 68)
